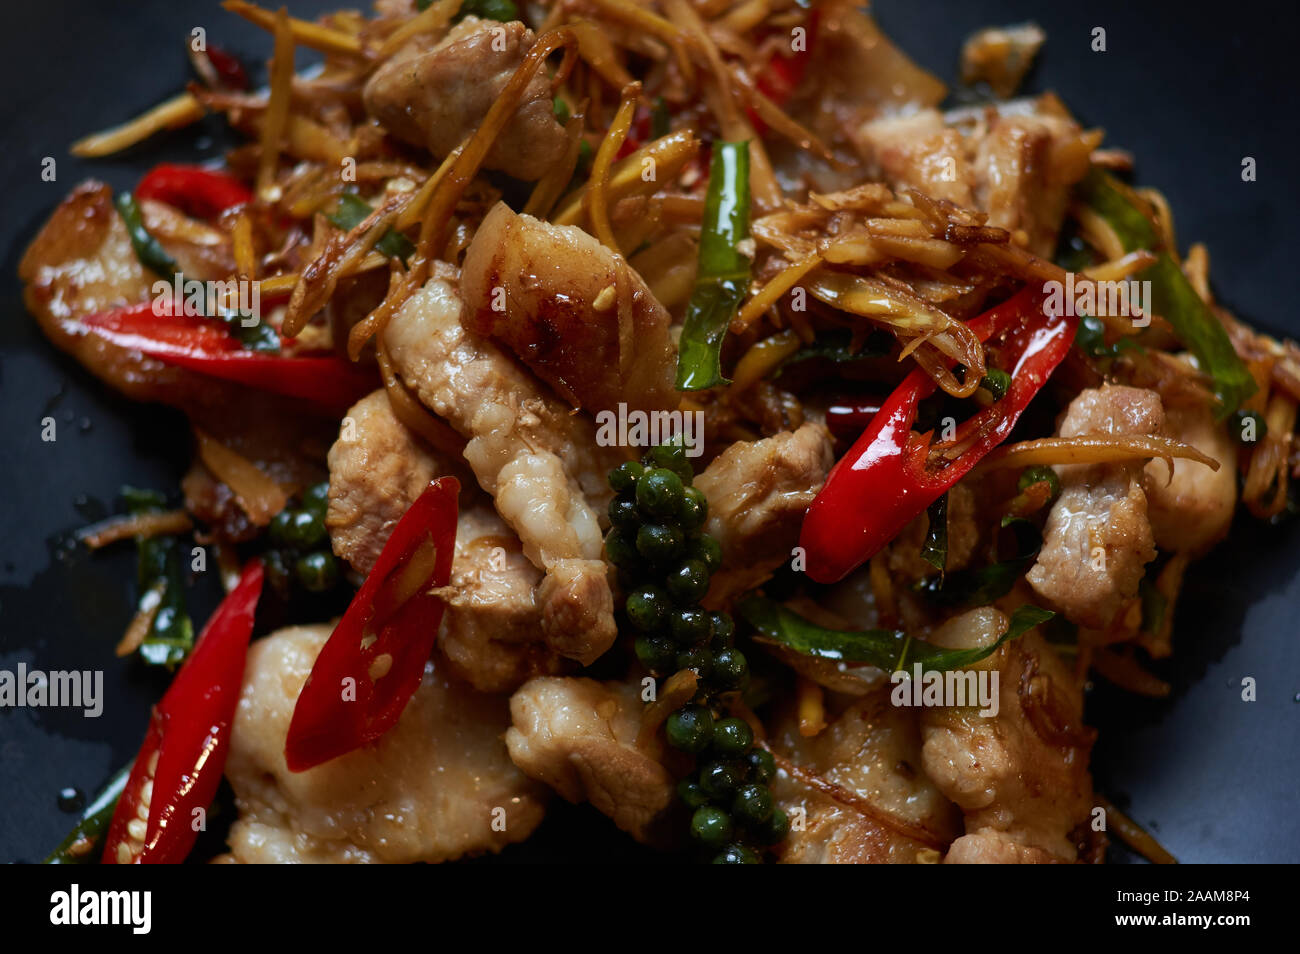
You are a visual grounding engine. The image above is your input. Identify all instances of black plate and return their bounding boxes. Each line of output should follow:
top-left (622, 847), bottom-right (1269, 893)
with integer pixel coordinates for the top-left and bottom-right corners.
top-left (2, 0), bottom-right (1297, 863)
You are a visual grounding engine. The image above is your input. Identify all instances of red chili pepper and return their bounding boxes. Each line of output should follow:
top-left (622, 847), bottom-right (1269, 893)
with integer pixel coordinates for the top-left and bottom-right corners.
top-left (800, 289), bottom-right (1075, 584)
top-left (103, 560), bottom-right (263, 864)
top-left (205, 43), bottom-right (249, 90)
top-left (285, 477), bottom-right (460, 772)
top-left (748, 9), bottom-right (819, 134)
top-left (825, 397), bottom-right (886, 442)
top-left (136, 164), bottom-right (253, 220)
top-left (81, 302), bottom-right (377, 414)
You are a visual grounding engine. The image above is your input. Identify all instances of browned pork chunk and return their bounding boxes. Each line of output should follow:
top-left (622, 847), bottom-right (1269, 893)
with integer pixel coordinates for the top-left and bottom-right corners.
top-left (695, 423), bottom-right (835, 572)
top-left (362, 17), bottom-right (566, 181)
top-left (1026, 384), bottom-right (1163, 630)
top-left (1143, 400), bottom-right (1238, 555)
top-left (383, 270), bottom-right (621, 665)
top-left (224, 624), bottom-right (548, 863)
top-left (770, 686), bottom-right (963, 864)
top-left (506, 676), bottom-right (677, 844)
top-left (919, 608), bottom-right (1096, 863)
top-left (326, 389), bottom-right (565, 692)
top-left (461, 203), bottom-right (678, 415)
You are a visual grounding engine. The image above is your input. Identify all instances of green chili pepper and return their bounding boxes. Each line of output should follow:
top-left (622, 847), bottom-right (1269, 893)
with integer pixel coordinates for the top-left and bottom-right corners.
top-left (123, 487), bottom-right (195, 666)
top-left (675, 141), bottom-right (752, 391)
top-left (44, 765), bottom-right (130, 864)
top-left (115, 192), bottom-right (178, 278)
top-left (1076, 169), bottom-right (1255, 417)
top-left (328, 193), bottom-right (415, 265)
top-left (446, 0), bottom-right (518, 21)
top-left (979, 368), bottom-right (1012, 401)
top-left (739, 595), bottom-right (1054, 674)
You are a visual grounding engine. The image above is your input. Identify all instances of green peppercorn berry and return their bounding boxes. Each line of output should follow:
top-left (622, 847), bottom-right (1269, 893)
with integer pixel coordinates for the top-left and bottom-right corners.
top-left (979, 367), bottom-right (1011, 401)
top-left (712, 844), bottom-right (759, 864)
top-left (625, 585), bottom-right (669, 632)
top-left (699, 759), bottom-right (743, 799)
top-left (636, 523), bottom-right (684, 565)
top-left (670, 606), bottom-right (711, 645)
top-left (608, 496), bottom-right (640, 529)
top-left (745, 748), bottom-right (776, 785)
top-left (268, 508), bottom-right (295, 547)
top-left (711, 648), bottom-right (748, 690)
top-left (286, 508), bottom-right (328, 550)
top-left (677, 778), bottom-right (710, 809)
top-left (711, 718), bottom-right (753, 758)
top-left (676, 646), bottom-right (713, 678)
top-left (302, 481), bottom-right (330, 516)
top-left (679, 486), bottom-right (708, 531)
top-left (688, 534), bottom-right (723, 574)
top-left (604, 527), bottom-right (641, 569)
top-left (1017, 465), bottom-right (1062, 499)
top-left (690, 806), bottom-right (733, 848)
top-left (636, 467), bottom-right (685, 519)
top-left (756, 806), bottom-right (790, 845)
top-left (666, 559), bottom-right (710, 604)
top-left (608, 460), bottom-right (645, 495)
top-left (634, 635), bottom-right (677, 676)
top-left (709, 612), bottom-right (735, 649)
top-left (646, 443), bottom-right (693, 482)
top-left (263, 548), bottom-right (291, 596)
top-left (294, 550), bottom-right (339, 592)
top-left (732, 783), bottom-right (774, 827)
top-left (666, 703), bottom-right (715, 753)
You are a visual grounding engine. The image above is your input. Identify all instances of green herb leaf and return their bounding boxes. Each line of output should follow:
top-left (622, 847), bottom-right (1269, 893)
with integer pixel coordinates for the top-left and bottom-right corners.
top-left (738, 595), bottom-right (1054, 674)
top-left (651, 96), bottom-right (671, 140)
top-left (920, 494), bottom-right (948, 573)
top-left (124, 487), bottom-right (194, 667)
top-left (778, 327), bottom-right (893, 374)
top-left (115, 192), bottom-right (178, 278)
top-left (44, 764), bottom-right (130, 864)
top-left (328, 193), bottom-right (415, 265)
top-left (1077, 169), bottom-right (1255, 417)
top-left (916, 517), bottom-right (1041, 608)
top-left (675, 141), bottom-right (751, 391)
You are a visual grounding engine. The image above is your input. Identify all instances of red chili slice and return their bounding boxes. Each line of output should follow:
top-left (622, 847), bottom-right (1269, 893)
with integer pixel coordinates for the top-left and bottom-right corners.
top-left (284, 477), bottom-right (460, 772)
top-left (799, 288), bottom-right (1075, 584)
top-left (81, 302), bottom-right (377, 415)
top-left (103, 560), bottom-right (264, 864)
top-left (136, 164), bottom-right (254, 220)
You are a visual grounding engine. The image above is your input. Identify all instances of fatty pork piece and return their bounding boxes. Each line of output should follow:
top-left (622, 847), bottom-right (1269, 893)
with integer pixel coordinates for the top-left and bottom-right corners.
top-left (1026, 384), bottom-right (1163, 630)
top-left (326, 389), bottom-right (564, 692)
top-left (20, 181), bottom-right (211, 409)
top-left (1143, 399), bottom-right (1238, 555)
top-left (382, 268), bottom-right (622, 665)
top-left (506, 676), bottom-right (678, 844)
top-left (919, 608), bottom-right (1097, 863)
top-left (855, 99), bottom-right (1094, 257)
top-left (769, 685), bottom-right (963, 864)
top-left (224, 624), bottom-right (547, 863)
top-left (362, 17), bottom-right (565, 181)
top-left (460, 202), bottom-right (678, 415)
top-left (695, 423), bottom-right (835, 573)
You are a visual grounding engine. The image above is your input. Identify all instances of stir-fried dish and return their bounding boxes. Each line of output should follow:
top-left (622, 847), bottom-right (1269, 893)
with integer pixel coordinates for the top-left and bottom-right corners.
top-left (26, 0), bottom-right (1300, 865)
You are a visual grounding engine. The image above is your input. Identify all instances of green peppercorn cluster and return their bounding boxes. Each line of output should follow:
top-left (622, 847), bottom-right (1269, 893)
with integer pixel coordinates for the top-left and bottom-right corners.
top-left (264, 481), bottom-right (341, 594)
top-left (605, 444), bottom-right (789, 863)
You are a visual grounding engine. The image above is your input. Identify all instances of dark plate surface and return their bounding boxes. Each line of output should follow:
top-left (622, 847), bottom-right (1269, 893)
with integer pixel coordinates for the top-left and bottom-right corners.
top-left (1, 0), bottom-right (1297, 863)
